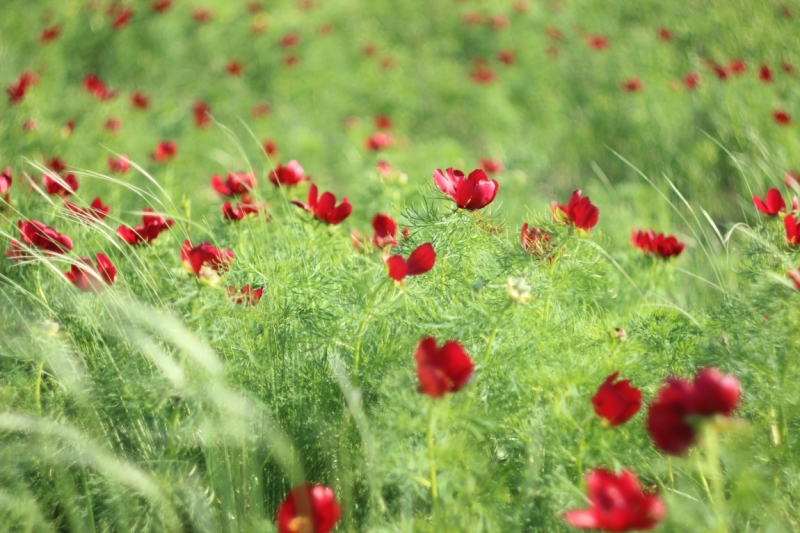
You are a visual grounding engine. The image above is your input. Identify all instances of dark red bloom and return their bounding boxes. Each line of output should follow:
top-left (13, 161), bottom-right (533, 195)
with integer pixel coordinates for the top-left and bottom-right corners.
top-left (65, 197), bottom-right (110, 223)
top-left (7, 71), bottom-right (38, 105)
top-left (212, 172), bottom-right (256, 196)
top-left (552, 190), bottom-right (599, 231)
top-left (480, 158), bottom-right (503, 175)
top-left (683, 71), bottom-right (700, 90)
top-left (151, 140), bottom-right (177, 163)
top-left (704, 60), bottom-right (729, 80)
top-left (497, 49), bottom-right (516, 65)
top-left (251, 103), bottom-right (272, 118)
top-left (222, 196), bottom-right (266, 221)
top-left (269, 160), bottom-right (306, 187)
top-left (689, 367), bottom-right (741, 417)
top-left (276, 485), bottom-right (341, 533)
top-left (117, 208), bottom-right (174, 245)
top-left (364, 132), bottom-right (393, 151)
top-left (285, 55), bottom-right (300, 68)
top-left (227, 285), bottom-right (263, 306)
top-left (263, 139), bottom-right (278, 156)
top-left (785, 215), bottom-right (800, 245)
top-left (83, 74), bottom-right (116, 101)
top-left (291, 184), bottom-right (352, 224)
top-left (415, 337), bottom-right (474, 398)
top-left (728, 59), bottom-right (747, 75)
top-left (753, 188), bottom-right (786, 215)
top-left (657, 28), bottom-right (672, 42)
top-left (371, 214), bottom-right (397, 248)
top-left (280, 32), bottom-right (300, 47)
top-left (470, 62), bottom-right (496, 84)
top-left (104, 117), bottom-right (122, 132)
top-left (788, 267), bottom-right (800, 290)
top-left (151, 0), bottom-right (171, 13)
top-left (22, 118), bottom-right (37, 132)
top-left (46, 157), bottom-right (67, 174)
top-left (433, 167), bottom-right (499, 210)
top-left (386, 243), bottom-right (436, 282)
top-left (585, 35), bottom-right (610, 50)
top-left (759, 64), bottom-right (773, 83)
top-left (63, 119), bottom-right (75, 136)
top-left (631, 229), bottom-right (685, 259)
top-left (64, 253), bottom-right (116, 293)
top-left (12, 220), bottom-right (73, 255)
top-left (108, 154), bottom-right (131, 173)
top-left (563, 469), bottom-right (665, 531)
top-left (620, 77), bottom-right (643, 92)
top-left (110, 6), bottom-right (134, 28)
top-left (520, 224), bottom-right (553, 259)
top-left (377, 160), bottom-right (393, 178)
top-left (131, 91), bottom-right (150, 109)
top-left (774, 110), bottom-right (792, 125)
top-left (192, 101), bottom-right (211, 128)
top-left (43, 172), bottom-right (79, 197)
top-left (0, 167), bottom-right (11, 202)
top-left (181, 240), bottom-right (234, 279)
top-left (225, 61), bottom-right (244, 76)
top-left (488, 13), bottom-right (510, 30)
top-left (40, 25), bottom-right (62, 43)
top-left (781, 62), bottom-right (795, 75)
top-left (374, 115), bottom-right (392, 130)
top-left (592, 372), bottom-right (642, 426)
top-left (192, 8), bottom-right (214, 23)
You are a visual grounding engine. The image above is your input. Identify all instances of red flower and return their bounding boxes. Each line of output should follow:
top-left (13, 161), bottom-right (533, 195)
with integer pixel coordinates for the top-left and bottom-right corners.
top-left (520, 224), bottom-right (553, 259)
top-left (22, 118), bottom-right (37, 132)
top-left (377, 160), bottom-right (393, 178)
top-left (432, 167), bottom-right (499, 210)
top-left (371, 214), bottom-right (397, 248)
top-left (415, 337), bottom-right (474, 398)
top-left (291, 184), bottom-right (352, 224)
top-left (488, 13), bottom-right (510, 30)
top-left (759, 64), bottom-right (773, 83)
top-left (728, 58), bottom-right (747, 75)
top-left (64, 253), bottom-right (116, 293)
top-left (704, 60), bottom-right (729, 80)
top-left (46, 157), bottom-right (67, 174)
top-left (276, 485), bottom-right (341, 533)
top-left (110, 6), bottom-right (134, 28)
top-left (787, 267), bottom-right (800, 290)
top-left (12, 220), bottom-right (73, 255)
top-left (785, 215), bottom-right (800, 245)
top-left (0, 167), bottom-right (11, 202)
top-left (63, 119), bottom-right (76, 136)
top-left (753, 188), bottom-right (786, 215)
top-left (222, 196), bottom-right (266, 221)
top-left (65, 197), bottom-right (110, 223)
top-left (585, 35), bottom-right (610, 50)
top-left (104, 117), bottom-right (122, 132)
top-left (39, 25), bottom-right (62, 43)
top-left (386, 243), bottom-right (436, 282)
top-left (151, 0), bottom-right (171, 13)
top-left (786, 171), bottom-right (800, 187)
top-left (192, 101), bottom-right (211, 128)
top-left (225, 61), bottom-right (244, 76)
top-left (631, 229), bottom-right (685, 259)
top-left (117, 208), bottom-right (174, 245)
top-left (108, 154), bottom-right (131, 173)
top-left (657, 27), bottom-right (672, 42)
top-left (212, 172), bottom-right (256, 196)
top-left (151, 140), bottom-right (177, 162)
top-left (563, 469), bottom-right (665, 531)
top-left (552, 190), bottom-right (599, 231)
top-left (43, 172), bottom-right (79, 197)
top-left (251, 103), bottom-right (272, 118)
top-left (7, 71), bottom-right (38, 105)
top-left (619, 77), bottom-right (643, 92)
top-left (280, 32), bottom-right (300, 47)
top-left (227, 285), bottom-right (263, 306)
top-left (470, 63), bottom-right (496, 84)
top-left (689, 367), bottom-right (741, 417)
top-left (364, 132), bottom-right (393, 151)
top-left (269, 161), bottom-right (306, 187)
top-left (83, 74), bottom-right (116, 100)
top-left (480, 158), bottom-right (503, 175)
top-left (374, 115), bottom-right (393, 130)
top-left (683, 71), bottom-right (700, 90)
top-left (361, 43), bottom-right (377, 57)
top-left (284, 55), bottom-right (300, 68)
top-left (263, 139), bottom-right (278, 156)
top-left (592, 372), bottom-right (642, 426)
top-left (774, 110), bottom-right (792, 125)
top-left (498, 49), bottom-right (516, 65)
top-left (192, 8), bottom-right (214, 23)
top-left (781, 62), bottom-right (795, 75)
top-left (181, 240), bottom-right (234, 279)
top-left (131, 91), bottom-right (150, 109)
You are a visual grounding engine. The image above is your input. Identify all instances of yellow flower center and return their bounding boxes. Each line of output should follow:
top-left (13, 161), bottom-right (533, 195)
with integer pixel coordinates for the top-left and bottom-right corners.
top-left (288, 516), bottom-right (313, 533)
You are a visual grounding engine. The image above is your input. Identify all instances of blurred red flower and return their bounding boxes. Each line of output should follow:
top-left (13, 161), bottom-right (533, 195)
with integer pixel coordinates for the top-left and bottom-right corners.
top-left (0, 167), bottom-right (11, 202)
top-left (480, 158), bottom-right (503, 174)
top-left (374, 115), bottom-right (393, 130)
top-left (39, 25), bottom-right (62, 43)
top-left (263, 139), bottom-right (278, 156)
top-left (251, 103), bottom-right (272, 118)
top-left (65, 254), bottom-right (116, 293)
top-left (181, 240), bottom-right (234, 278)
top-left (470, 62), bottom-right (496, 84)
top-left (781, 62), bottom-right (795, 75)
top-left (364, 132), bottom-right (393, 151)
top-left (773, 110), bottom-right (792, 125)
top-left (520, 224), bottom-right (553, 259)
top-left (552, 189), bottom-right (599, 231)
top-left (753, 188), bottom-right (786, 215)
top-left (151, 140), bottom-right (177, 162)
top-left (108, 154), bottom-right (131, 174)
top-left (226, 61), bottom-right (244, 76)
top-left (683, 71), bottom-right (700, 90)
top-left (585, 35), bottom-right (609, 50)
top-left (545, 26), bottom-right (563, 40)
top-left (728, 58), bottom-right (747, 75)
top-left (277, 485), bottom-right (341, 533)
top-left (269, 161), bottom-right (306, 187)
top-left (192, 8), bottom-right (213, 23)
top-left (43, 172), bottom-right (79, 197)
top-left (9, 220), bottom-right (73, 256)
top-left (657, 27), bottom-right (672, 42)
top-left (592, 372), bottom-right (642, 426)
top-left (488, 14), bottom-right (510, 30)
top-left (386, 243), bottom-right (436, 282)
top-left (222, 196), bottom-right (266, 221)
top-left (620, 77), bottom-right (643, 92)
top-left (563, 469), bottom-right (665, 531)
top-left (371, 214), bottom-right (397, 248)
top-left (65, 197), bottom-right (110, 223)
top-left (228, 285), bottom-right (263, 306)
top-left (212, 172), bottom-right (256, 196)
top-left (498, 49), bottom-right (516, 65)
top-left (785, 215), bottom-right (800, 245)
top-left (759, 64), bottom-right (773, 83)
top-left (7, 71), bottom-right (38, 105)
top-left (151, 0), bottom-right (171, 13)
top-left (631, 229), bottom-right (685, 259)
top-left (193, 101), bottom-right (211, 128)
top-left (104, 117), bottom-right (122, 133)
top-left (131, 91), bottom-right (150, 109)
top-left (280, 32), bottom-right (300, 47)
top-left (110, 6), bottom-right (134, 29)
top-left (415, 337), bottom-right (474, 398)
top-left (291, 184), bottom-right (352, 224)
top-left (788, 267), bottom-right (800, 289)
top-left (84, 74), bottom-right (116, 101)
top-left (117, 208), bottom-right (174, 245)
top-left (285, 55), bottom-right (300, 68)
top-left (433, 167), bottom-right (498, 210)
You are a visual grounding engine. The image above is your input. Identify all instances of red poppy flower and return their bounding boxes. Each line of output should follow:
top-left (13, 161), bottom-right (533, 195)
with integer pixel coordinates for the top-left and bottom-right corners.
top-left (251, 103), bottom-right (271, 117)
top-left (110, 6), bottom-right (134, 28)
top-left (225, 61), bottom-right (244, 76)
top-left (620, 77), bottom-right (643, 92)
top-left (657, 27), bottom-right (672, 42)
top-left (689, 367), bottom-right (741, 417)
top-left (377, 160), bottom-right (393, 178)
top-left (192, 8), bottom-right (213, 22)
top-left (63, 119), bottom-right (76, 137)
top-left (44, 157), bottom-right (66, 174)
top-left (291, 184), bottom-right (352, 225)
top-left (774, 110), bottom-right (792, 125)
top-left (222, 196), bottom-right (266, 221)
top-left (488, 13), bottom-right (510, 30)
top-left (0, 167), bottom-right (11, 202)
top-left (585, 35), bottom-right (609, 50)
top-left (563, 469), bottom-right (665, 531)
top-left (415, 337), bottom-right (474, 398)
top-left (192, 101), bottom-right (211, 128)
top-left (83, 74), bottom-right (116, 101)
top-left (228, 284), bottom-right (263, 305)
top-left (683, 71), bottom-right (700, 90)
top-left (64, 253), bottom-right (116, 293)
top-left (285, 55), bottom-right (301, 68)
top-left (480, 158), bottom-right (503, 175)
top-left (462, 12), bottom-right (483, 25)
top-left (212, 172), bottom-right (256, 196)
top-left (65, 197), bottom-right (110, 223)
top-left (11, 220), bottom-right (73, 255)
top-left (520, 224), bottom-right (553, 259)
top-left (753, 188), bottom-right (786, 215)
top-left (371, 214), bottom-right (398, 248)
top-left (280, 32), bottom-right (300, 48)
top-left (385, 243), bottom-right (436, 282)
top-left (39, 25), bottom-right (62, 43)
top-left (552, 190), bottom-right (599, 231)
top-left (374, 115), bottom-right (393, 130)
top-left (104, 117), bottom-right (122, 132)
top-left (263, 139), bottom-right (278, 156)
top-left (151, 0), bottom-right (171, 13)
top-left (631, 229), bottom-right (685, 259)
top-left (785, 215), bottom-right (800, 245)
top-left (781, 62), bottom-right (795, 75)
top-left (470, 63), bottom-right (496, 84)
top-left (277, 485), bottom-right (341, 533)
top-left (433, 167), bottom-right (499, 210)
top-left (151, 140), bottom-right (177, 162)
top-left (592, 372), bottom-right (642, 426)
top-left (787, 267), bottom-right (800, 290)
top-left (728, 59), bottom-right (747, 75)
top-left (759, 64), bottom-right (773, 83)
top-left (497, 49), bottom-right (516, 65)
top-left (7, 71), bottom-right (38, 105)
top-left (43, 172), bottom-right (79, 197)
top-left (269, 161), bottom-right (306, 187)
top-left (364, 132), bottom-right (393, 151)
top-left (108, 154), bottom-right (131, 174)
top-left (117, 208), bottom-right (174, 245)
top-left (22, 118), bottom-right (37, 132)
top-left (181, 240), bottom-right (234, 279)
top-left (131, 91), bottom-right (150, 109)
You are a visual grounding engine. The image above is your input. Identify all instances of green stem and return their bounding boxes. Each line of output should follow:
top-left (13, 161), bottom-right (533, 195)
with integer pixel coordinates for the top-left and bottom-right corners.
top-left (427, 406), bottom-right (438, 505)
top-left (701, 422), bottom-right (727, 533)
top-left (34, 360), bottom-right (44, 415)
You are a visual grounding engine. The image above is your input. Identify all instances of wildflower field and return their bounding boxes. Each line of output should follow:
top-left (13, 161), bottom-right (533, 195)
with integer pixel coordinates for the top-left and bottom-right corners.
top-left (3, 0), bottom-right (800, 531)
